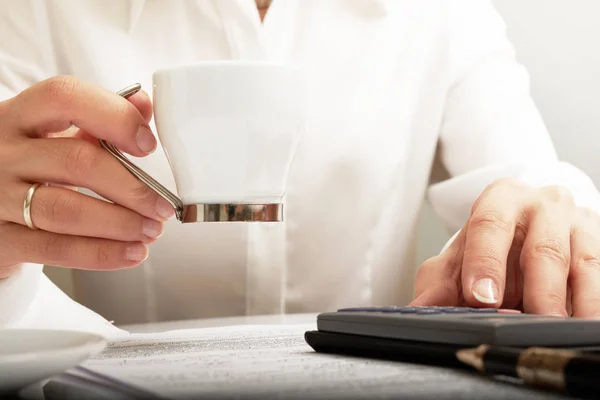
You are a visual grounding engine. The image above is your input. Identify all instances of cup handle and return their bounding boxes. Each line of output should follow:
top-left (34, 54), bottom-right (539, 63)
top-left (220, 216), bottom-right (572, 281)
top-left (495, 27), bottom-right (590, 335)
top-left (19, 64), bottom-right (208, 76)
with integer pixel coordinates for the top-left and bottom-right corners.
top-left (98, 83), bottom-right (185, 221)
top-left (103, 83), bottom-right (284, 224)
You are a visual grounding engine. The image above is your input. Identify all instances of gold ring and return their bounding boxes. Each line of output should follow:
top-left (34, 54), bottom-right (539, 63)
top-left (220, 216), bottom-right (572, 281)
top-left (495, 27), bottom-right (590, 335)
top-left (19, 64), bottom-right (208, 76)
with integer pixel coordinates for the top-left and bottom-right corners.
top-left (23, 183), bottom-right (41, 230)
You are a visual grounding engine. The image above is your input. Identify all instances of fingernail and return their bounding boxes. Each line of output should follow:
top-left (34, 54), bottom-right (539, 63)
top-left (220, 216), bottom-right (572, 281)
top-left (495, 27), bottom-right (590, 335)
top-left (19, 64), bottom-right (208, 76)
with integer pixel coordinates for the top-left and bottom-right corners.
top-left (472, 278), bottom-right (499, 304)
top-left (156, 197), bottom-right (175, 220)
top-left (547, 309), bottom-right (568, 317)
top-left (126, 243), bottom-right (148, 262)
top-left (136, 124), bottom-right (156, 153)
top-left (143, 218), bottom-right (163, 239)
top-left (550, 312), bottom-right (567, 318)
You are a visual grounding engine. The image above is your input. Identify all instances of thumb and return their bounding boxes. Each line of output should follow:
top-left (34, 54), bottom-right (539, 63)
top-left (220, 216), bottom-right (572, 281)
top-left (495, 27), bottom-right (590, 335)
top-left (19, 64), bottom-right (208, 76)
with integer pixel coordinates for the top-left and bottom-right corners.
top-left (411, 228), bottom-right (467, 306)
top-left (411, 224), bottom-right (470, 307)
top-left (409, 284), bottom-right (461, 307)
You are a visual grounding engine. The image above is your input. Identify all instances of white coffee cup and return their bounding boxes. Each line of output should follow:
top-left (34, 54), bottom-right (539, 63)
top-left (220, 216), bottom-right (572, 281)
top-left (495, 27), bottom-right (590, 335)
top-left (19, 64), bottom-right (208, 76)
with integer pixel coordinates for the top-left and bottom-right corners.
top-left (151, 61), bottom-right (306, 222)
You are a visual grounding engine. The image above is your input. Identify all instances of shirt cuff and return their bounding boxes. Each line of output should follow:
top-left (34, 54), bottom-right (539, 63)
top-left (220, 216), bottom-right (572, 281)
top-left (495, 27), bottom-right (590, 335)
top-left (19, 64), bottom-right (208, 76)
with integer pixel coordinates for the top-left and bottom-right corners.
top-left (428, 161), bottom-right (600, 234)
top-left (429, 161), bottom-right (600, 255)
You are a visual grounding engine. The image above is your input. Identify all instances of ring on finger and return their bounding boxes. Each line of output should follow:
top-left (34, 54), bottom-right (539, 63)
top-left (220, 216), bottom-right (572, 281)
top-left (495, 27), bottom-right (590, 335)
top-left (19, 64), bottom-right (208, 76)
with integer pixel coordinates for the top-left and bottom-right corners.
top-left (23, 183), bottom-right (42, 230)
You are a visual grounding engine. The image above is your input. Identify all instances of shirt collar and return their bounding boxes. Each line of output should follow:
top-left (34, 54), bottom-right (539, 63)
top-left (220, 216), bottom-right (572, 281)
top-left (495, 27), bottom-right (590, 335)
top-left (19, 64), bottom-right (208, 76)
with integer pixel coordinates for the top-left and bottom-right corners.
top-left (128, 0), bottom-right (389, 33)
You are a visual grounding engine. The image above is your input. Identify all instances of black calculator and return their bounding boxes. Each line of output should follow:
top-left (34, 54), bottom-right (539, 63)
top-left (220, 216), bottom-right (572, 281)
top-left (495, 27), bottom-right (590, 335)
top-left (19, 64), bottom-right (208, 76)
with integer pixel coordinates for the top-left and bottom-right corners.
top-left (304, 306), bottom-right (600, 367)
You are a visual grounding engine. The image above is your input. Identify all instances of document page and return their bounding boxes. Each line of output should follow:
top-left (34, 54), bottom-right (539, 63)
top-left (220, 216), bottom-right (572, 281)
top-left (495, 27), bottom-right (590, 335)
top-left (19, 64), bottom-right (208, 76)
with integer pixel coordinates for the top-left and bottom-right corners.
top-left (76, 324), bottom-right (564, 400)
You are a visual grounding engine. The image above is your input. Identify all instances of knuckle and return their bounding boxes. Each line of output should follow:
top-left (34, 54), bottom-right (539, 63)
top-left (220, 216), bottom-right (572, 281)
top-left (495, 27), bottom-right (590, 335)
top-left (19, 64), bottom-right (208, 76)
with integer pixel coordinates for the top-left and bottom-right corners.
top-left (42, 234), bottom-right (71, 263)
top-left (574, 255), bottom-right (600, 272)
top-left (44, 75), bottom-right (80, 106)
top-left (578, 207), bottom-right (600, 223)
top-left (489, 177), bottom-right (521, 191)
top-left (469, 209), bottom-right (512, 235)
top-left (529, 198), bottom-right (551, 216)
top-left (47, 191), bottom-right (80, 229)
top-left (472, 178), bottom-right (524, 215)
top-left (112, 100), bottom-right (141, 136)
top-left (466, 252), bottom-right (505, 273)
top-left (117, 213), bottom-right (143, 239)
top-left (96, 243), bottom-right (113, 265)
top-left (129, 182), bottom-right (159, 209)
top-left (543, 291), bottom-right (566, 308)
top-left (116, 99), bottom-right (137, 120)
top-left (527, 239), bottom-right (570, 268)
top-left (64, 141), bottom-right (98, 180)
top-left (541, 185), bottom-right (573, 204)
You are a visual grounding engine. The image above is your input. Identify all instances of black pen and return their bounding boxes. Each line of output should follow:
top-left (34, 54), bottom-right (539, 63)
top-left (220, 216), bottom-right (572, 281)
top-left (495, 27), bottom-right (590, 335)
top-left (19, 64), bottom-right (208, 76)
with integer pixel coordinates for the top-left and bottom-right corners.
top-left (456, 344), bottom-right (600, 398)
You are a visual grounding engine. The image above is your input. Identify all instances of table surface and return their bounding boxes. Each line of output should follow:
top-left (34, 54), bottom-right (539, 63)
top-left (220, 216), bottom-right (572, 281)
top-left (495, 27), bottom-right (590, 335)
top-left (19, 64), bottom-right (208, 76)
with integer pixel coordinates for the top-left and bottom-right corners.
top-left (120, 312), bottom-right (318, 333)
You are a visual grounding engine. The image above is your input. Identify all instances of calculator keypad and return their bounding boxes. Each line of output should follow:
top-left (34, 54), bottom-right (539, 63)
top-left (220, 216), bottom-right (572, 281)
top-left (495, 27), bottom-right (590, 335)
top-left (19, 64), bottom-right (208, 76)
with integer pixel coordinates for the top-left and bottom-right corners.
top-left (337, 306), bottom-right (499, 315)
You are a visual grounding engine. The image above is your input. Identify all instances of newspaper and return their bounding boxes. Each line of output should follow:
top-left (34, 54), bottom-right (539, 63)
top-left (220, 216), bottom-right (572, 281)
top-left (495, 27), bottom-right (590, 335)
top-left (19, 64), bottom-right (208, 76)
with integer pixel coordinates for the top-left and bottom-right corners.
top-left (68, 324), bottom-right (570, 400)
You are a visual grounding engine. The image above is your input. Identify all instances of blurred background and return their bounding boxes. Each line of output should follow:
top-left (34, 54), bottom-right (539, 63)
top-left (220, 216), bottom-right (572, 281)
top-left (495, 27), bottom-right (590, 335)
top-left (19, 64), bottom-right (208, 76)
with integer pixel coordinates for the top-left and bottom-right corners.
top-left (45, 0), bottom-right (600, 297)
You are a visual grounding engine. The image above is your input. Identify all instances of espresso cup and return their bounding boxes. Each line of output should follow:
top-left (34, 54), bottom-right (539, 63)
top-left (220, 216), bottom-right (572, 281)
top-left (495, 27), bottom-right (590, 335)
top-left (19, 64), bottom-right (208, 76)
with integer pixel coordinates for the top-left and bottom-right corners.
top-left (151, 61), bottom-right (306, 222)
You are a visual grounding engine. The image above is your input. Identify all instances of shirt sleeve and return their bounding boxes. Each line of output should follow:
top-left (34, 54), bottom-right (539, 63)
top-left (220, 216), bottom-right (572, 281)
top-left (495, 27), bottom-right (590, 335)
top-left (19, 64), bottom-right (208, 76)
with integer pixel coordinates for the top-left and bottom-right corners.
top-left (0, 0), bottom-right (54, 98)
top-left (428, 0), bottom-right (600, 237)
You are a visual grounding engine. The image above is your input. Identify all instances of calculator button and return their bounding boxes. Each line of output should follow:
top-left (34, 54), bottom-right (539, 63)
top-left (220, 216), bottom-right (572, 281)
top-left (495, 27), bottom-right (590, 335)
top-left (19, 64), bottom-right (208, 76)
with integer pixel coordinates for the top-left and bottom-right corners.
top-left (441, 307), bottom-right (470, 313)
top-left (416, 309), bottom-right (441, 314)
top-left (378, 307), bottom-right (415, 313)
top-left (468, 308), bottom-right (498, 313)
top-left (382, 307), bottom-right (418, 313)
top-left (337, 307), bottom-right (381, 312)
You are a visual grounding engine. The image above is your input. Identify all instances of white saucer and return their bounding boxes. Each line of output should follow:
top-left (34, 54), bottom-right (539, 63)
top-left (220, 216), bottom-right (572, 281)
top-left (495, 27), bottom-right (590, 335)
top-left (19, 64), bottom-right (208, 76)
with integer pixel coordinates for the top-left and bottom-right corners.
top-left (0, 329), bottom-right (107, 394)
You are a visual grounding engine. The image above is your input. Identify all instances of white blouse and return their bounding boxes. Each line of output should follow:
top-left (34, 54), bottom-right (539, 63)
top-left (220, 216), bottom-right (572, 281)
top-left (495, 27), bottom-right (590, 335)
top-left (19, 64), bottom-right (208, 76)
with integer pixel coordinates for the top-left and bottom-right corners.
top-left (1, 0), bottom-right (598, 334)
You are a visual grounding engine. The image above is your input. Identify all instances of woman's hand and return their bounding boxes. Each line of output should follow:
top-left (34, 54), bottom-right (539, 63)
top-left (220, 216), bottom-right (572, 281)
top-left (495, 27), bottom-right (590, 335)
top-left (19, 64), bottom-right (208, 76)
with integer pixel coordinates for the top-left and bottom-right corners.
top-left (411, 178), bottom-right (600, 317)
top-left (0, 76), bottom-right (175, 278)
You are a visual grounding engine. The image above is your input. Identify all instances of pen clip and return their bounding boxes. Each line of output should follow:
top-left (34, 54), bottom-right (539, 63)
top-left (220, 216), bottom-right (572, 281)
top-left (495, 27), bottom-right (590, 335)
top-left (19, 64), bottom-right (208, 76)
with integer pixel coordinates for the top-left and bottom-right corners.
top-left (98, 83), bottom-right (185, 221)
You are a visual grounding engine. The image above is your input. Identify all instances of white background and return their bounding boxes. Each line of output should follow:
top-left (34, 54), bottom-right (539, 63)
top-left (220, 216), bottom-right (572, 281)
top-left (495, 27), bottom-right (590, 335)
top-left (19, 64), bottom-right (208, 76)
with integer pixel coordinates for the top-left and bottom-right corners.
top-left (417, 0), bottom-right (600, 265)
